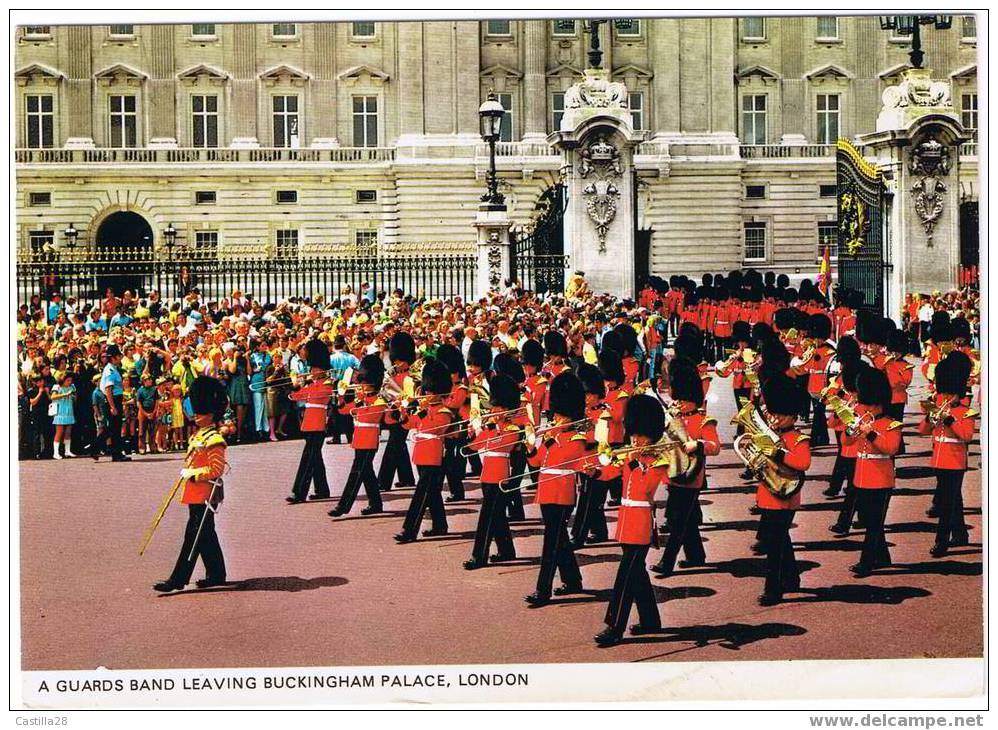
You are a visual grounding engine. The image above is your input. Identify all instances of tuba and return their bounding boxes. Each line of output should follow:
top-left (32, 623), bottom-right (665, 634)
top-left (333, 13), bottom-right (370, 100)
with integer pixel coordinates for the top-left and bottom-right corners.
top-left (730, 401), bottom-right (805, 498)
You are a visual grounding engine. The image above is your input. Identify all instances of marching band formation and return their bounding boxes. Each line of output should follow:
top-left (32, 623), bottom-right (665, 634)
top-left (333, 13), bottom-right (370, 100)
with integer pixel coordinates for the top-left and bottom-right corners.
top-left (148, 271), bottom-right (980, 648)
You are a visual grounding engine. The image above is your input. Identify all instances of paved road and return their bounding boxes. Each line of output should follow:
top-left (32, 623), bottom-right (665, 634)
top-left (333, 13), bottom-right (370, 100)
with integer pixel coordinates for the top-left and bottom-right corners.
top-left (19, 374), bottom-right (982, 670)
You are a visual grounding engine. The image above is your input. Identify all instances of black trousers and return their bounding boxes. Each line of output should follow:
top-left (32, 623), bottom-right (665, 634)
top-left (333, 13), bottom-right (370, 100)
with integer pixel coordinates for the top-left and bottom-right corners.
top-left (168, 504), bottom-right (226, 586)
top-left (604, 544), bottom-right (660, 636)
top-left (855, 489), bottom-right (892, 568)
top-left (108, 395), bottom-right (126, 456)
top-left (336, 448), bottom-right (382, 513)
top-left (934, 469), bottom-right (968, 547)
top-left (328, 410), bottom-right (353, 444)
top-left (400, 465), bottom-right (447, 538)
top-left (470, 483), bottom-right (515, 563)
top-left (571, 476), bottom-right (613, 547)
top-left (377, 424), bottom-right (415, 489)
top-left (506, 449), bottom-right (527, 521)
top-left (887, 402), bottom-right (906, 454)
top-left (536, 504), bottom-right (581, 598)
top-left (467, 452), bottom-right (482, 477)
top-left (797, 377), bottom-right (811, 421)
top-left (832, 459), bottom-right (859, 531)
top-left (444, 437), bottom-right (467, 499)
top-left (759, 509), bottom-right (798, 597)
top-left (657, 486), bottom-right (706, 572)
top-left (810, 399), bottom-right (829, 446)
top-left (827, 454), bottom-right (855, 497)
top-left (291, 432), bottom-right (330, 500)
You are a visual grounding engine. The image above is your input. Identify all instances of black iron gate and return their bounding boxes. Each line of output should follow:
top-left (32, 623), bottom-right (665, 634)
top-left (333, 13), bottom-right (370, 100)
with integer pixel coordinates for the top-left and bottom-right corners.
top-left (959, 200), bottom-right (979, 269)
top-left (511, 184), bottom-right (568, 295)
top-left (633, 171), bottom-right (652, 292)
top-left (836, 140), bottom-right (887, 313)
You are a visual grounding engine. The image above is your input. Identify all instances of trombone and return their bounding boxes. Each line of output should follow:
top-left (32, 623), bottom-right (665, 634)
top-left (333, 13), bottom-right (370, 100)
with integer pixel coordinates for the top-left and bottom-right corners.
top-left (249, 366), bottom-right (346, 392)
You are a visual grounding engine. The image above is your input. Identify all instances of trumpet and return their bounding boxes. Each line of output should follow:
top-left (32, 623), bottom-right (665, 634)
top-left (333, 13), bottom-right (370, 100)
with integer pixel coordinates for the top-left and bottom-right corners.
top-left (921, 396), bottom-right (960, 427)
top-left (844, 410), bottom-right (874, 438)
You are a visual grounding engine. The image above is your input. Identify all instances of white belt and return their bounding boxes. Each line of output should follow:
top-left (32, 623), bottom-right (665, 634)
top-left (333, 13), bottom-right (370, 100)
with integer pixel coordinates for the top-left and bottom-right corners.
top-left (353, 421), bottom-right (379, 428)
top-left (304, 403), bottom-right (326, 409)
top-left (934, 436), bottom-right (963, 444)
top-left (541, 468), bottom-right (574, 476)
top-left (715, 320), bottom-right (729, 325)
top-left (621, 498), bottom-right (651, 508)
top-left (414, 432), bottom-right (440, 440)
top-left (858, 453), bottom-right (891, 460)
top-left (482, 451), bottom-right (509, 459)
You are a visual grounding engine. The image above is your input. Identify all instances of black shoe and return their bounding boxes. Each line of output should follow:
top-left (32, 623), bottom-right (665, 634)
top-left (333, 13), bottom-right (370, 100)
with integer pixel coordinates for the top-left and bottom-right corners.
top-left (286, 496), bottom-right (304, 504)
top-left (395, 482), bottom-right (415, 489)
top-left (926, 508), bottom-right (940, 518)
top-left (328, 507), bottom-right (346, 517)
top-left (606, 499), bottom-right (621, 508)
top-left (740, 469), bottom-right (755, 481)
top-left (849, 562), bottom-right (873, 577)
top-left (822, 487), bottom-right (841, 498)
top-left (553, 583), bottom-right (583, 596)
top-left (758, 593), bottom-right (782, 606)
top-left (586, 534), bottom-right (609, 545)
top-left (749, 505), bottom-right (762, 515)
top-left (445, 495), bottom-right (463, 503)
top-left (308, 494), bottom-right (329, 501)
top-left (325, 438), bottom-right (341, 445)
top-left (649, 563), bottom-right (672, 577)
top-left (929, 544), bottom-right (948, 558)
top-left (422, 528), bottom-right (448, 537)
top-left (463, 559), bottom-right (486, 570)
top-left (195, 577), bottom-right (227, 589)
top-left (360, 506), bottom-right (383, 516)
top-left (829, 523), bottom-right (849, 535)
top-left (750, 541), bottom-right (766, 555)
top-left (524, 592), bottom-right (549, 607)
top-left (489, 552), bottom-right (516, 563)
top-left (678, 559), bottom-right (706, 569)
top-left (629, 623), bottom-right (661, 636)
top-left (153, 580), bottom-right (184, 593)
top-left (950, 536), bottom-right (970, 547)
top-left (111, 455), bottom-right (132, 462)
top-left (594, 628), bottom-right (622, 646)
top-left (394, 533), bottom-right (415, 544)
top-left (782, 578), bottom-right (801, 593)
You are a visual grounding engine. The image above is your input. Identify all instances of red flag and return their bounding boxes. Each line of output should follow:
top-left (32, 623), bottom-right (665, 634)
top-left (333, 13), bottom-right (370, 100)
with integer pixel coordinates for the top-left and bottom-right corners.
top-left (818, 244), bottom-right (831, 296)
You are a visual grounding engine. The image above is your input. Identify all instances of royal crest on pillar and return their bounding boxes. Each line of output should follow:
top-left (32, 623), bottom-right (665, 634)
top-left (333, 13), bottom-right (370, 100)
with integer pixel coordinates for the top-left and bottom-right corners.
top-left (910, 138), bottom-right (951, 246)
top-left (487, 232), bottom-right (503, 287)
top-left (579, 136), bottom-right (622, 253)
top-left (564, 68), bottom-right (628, 110)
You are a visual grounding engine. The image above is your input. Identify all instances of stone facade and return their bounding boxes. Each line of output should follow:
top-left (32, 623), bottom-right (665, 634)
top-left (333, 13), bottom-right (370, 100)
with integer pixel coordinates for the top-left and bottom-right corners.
top-left (14, 16), bottom-right (979, 280)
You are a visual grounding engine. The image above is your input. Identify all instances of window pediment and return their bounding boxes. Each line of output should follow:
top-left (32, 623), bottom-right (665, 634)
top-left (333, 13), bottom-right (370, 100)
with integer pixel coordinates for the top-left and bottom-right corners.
top-left (545, 62), bottom-right (583, 79)
top-left (611, 64), bottom-right (653, 81)
top-left (337, 64), bottom-right (390, 86)
top-left (15, 63), bottom-right (64, 86)
top-left (736, 65), bottom-right (780, 85)
top-left (177, 64), bottom-right (229, 85)
top-left (805, 63), bottom-right (853, 83)
top-left (480, 63), bottom-right (523, 81)
top-left (260, 64), bottom-right (310, 86)
top-left (94, 63), bottom-right (147, 86)
top-left (951, 63), bottom-right (977, 85)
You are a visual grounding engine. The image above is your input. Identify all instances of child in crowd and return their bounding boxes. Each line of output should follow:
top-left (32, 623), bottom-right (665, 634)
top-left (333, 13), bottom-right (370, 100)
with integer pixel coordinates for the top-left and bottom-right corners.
top-left (169, 383), bottom-right (187, 450)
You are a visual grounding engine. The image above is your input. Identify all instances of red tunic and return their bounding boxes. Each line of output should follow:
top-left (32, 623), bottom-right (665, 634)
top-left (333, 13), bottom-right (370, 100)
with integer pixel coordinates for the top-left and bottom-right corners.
top-left (527, 422), bottom-right (588, 506)
top-left (289, 378), bottom-right (333, 432)
top-left (616, 457), bottom-right (668, 545)
top-left (403, 402), bottom-right (454, 466)
top-left (853, 407), bottom-right (902, 489)
top-left (804, 343), bottom-right (835, 395)
top-left (523, 374), bottom-right (547, 426)
top-left (669, 407), bottom-right (721, 489)
top-left (917, 397), bottom-right (976, 471)
top-left (346, 392), bottom-right (386, 450)
top-left (468, 418), bottom-right (521, 483)
top-left (180, 427), bottom-right (227, 504)
top-left (604, 385), bottom-right (629, 445)
top-left (755, 429), bottom-right (812, 510)
top-left (885, 357), bottom-right (914, 405)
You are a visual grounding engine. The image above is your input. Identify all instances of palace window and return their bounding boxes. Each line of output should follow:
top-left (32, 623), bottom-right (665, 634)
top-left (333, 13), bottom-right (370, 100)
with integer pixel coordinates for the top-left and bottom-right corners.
top-left (486, 20), bottom-right (511, 36)
top-left (352, 96), bottom-right (379, 147)
top-left (191, 95), bottom-right (219, 148)
top-left (108, 95), bottom-right (137, 148)
top-left (742, 17), bottom-right (765, 41)
top-left (275, 229), bottom-right (299, 259)
top-left (29, 192), bottom-right (51, 206)
top-left (497, 92), bottom-right (512, 142)
top-left (355, 230), bottom-right (378, 255)
top-left (352, 21), bottom-right (375, 38)
top-left (29, 230), bottom-right (54, 255)
top-left (23, 26), bottom-right (51, 38)
top-left (191, 24), bottom-right (216, 37)
top-left (816, 93), bottom-right (840, 144)
top-left (194, 231), bottom-right (219, 258)
top-left (629, 92), bottom-right (645, 130)
top-left (272, 95), bottom-right (299, 148)
top-left (743, 221), bottom-right (767, 261)
top-left (818, 222), bottom-right (838, 260)
top-left (195, 191), bottom-right (216, 205)
top-left (25, 94), bottom-right (54, 149)
top-left (819, 184), bottom-right (837, 198)
top-left (962, 15), bottom-right (976, 40)
top-left (615, 19), bottom-right (641, 37)
top-left (109, 25), bottom-right (134, 37)
top-left (356, 190), bottom-right (378, 204)
top-left (745, 185), bottom-right (767, 200)
top-left (741, 94), bottom-right (767, 145)
top-left (552, 19), bottom-right (576, 36)
top-left (276, 190), bottom-right (298, 204)
top-left (272, 23), bottom-right (297, 38)
top-left (961, 93), bottom-right (978, 133)
top-left (551, 92), bottom-right (565, 131)
top-left (816, 16), bottom-right (838, 40)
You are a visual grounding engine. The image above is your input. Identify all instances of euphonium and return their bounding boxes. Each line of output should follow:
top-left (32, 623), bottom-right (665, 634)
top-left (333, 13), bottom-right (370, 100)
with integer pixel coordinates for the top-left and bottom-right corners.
top-left (661, 404), bottom-right (702, 484)
top-left (730, 401), bottom-right (805, 498)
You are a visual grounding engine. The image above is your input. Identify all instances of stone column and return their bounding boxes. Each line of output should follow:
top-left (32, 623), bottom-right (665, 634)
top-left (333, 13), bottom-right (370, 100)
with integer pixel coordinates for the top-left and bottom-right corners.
top-left (395, 22), bottom-right (425, 145)
top-left (474, 207), bottom-right (513, 299)
top-left (858, 69), bottom-right (967, 317)
top-left (522, 20), bottom-right (547, 143)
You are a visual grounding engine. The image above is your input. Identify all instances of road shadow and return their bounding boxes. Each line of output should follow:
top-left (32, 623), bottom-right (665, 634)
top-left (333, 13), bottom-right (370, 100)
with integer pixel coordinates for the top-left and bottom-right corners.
top-left (701, 519), bottom-right (759, 533)
top-left (875, 560), bottom-right (982, 577)
top-left (795, 539), bottom-right (864, 553)
top-left (163, 575), bottom-right (349, 596)
top-left (786, 584), bottom-right (930, 604)
top-left (329, 509), bottom-right (410, 522)
top-left (669, 557), bottom-right (821, 580)
top-left (885, 521), bottom-right (942, 534)
top-left (626, 622), bottom-right (808, 655)
top-left (896, 465), bottom-right (935, 480)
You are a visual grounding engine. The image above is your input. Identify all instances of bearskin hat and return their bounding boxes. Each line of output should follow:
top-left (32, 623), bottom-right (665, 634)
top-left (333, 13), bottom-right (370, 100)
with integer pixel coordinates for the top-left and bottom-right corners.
top-left (492, 352), bottom-right (525, 384)
top-left (931, 309), bottom-right (951, 331)
top-left (774, 307), bottom-right (797, 332)
top-left (732, 320), bottom-right (752, 344)
top-left (702, 273), bottom-right (714, 287)
top-left (421, 358), bottom-right (453, 396)
top-left (304, 338), bottom-right (331, 371)
top-left (435, 343), bottom-right (466, 379)
top-left (673, 332), bottom-right (704, 363)
top-left (357, 354), bottom-right (385, 390)
top-left (836, 336), bottom-right (861, 365)
top-left (188, 375), bottom-right (229, 421)
top-left (624, 394), bottom-right (666, 442)
top-left (599, 329), bottom-right (624, 356)
top-left (598, 347), bottom-right (625, 386)
top-left (388, 331), bottom-right (416, 365)
top-left (577, 362), bottom-right (606, 399)
top-left (488, 374), bottom-right (521, 411)
top-left (807, 313), bottom-right (833, 342)
top-left (855, 309), bottom-right (880, 344)
top-left (950, 316), bottom-right (971, 342)
top-left (752, 322), bottom-right (775, 350)
top-left (759, 341), bottom-right (791, 384)
top-left (857, 364), bottom-right (891, 411)
top-left (543, 329), bottom-right (568, 358)
top-left (929, 319), bottom-right (952, 345)
top-left (467, 339), bottom-right (493, 372)
top-left (613, 322), bottom-right (639, 357)
top-left (776, 273), bottom-right (790, 289)
top-left (669, 356), bottom-right (704, 407)
top-left (764, 271), bottom-right (776, 287)
top-left (520, 339), bottom-right (544, 370)
top-left (886, 329), bottom-right (909, 355)
top-left (762, 374), bottom-right (803, 417)
top-left (934, 353), bottom-right (970, 397)
top-left (548, 371), bottom-right (585, 422)
top-left (678, 321), bottom-right (702, 340)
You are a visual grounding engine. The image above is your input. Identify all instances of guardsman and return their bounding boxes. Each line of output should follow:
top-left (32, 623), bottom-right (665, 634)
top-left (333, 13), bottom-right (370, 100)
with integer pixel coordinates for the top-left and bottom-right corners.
top-left (824, 336), bottom-right (861, 500)
top-left (377, 332), bottom-right (417, 492)
top-left (796, 313), bottom-right (835, 447)
top-left (598, 346), bottom-right (629, 506)
top-left (921, 312), bottom-right (952, 387)
top-left (524, 372), bottom-right (587, 607)
top-left (154, 376), bottom-right (229, 592)
top-left (593, 394), bottom-right (668, 647)
top-left (918, 352), bottom-right (977, 557)
top-left (521, 339), bottom-right (548, 427)
top-left (950, 317), bottom-right (980, 393)
top-left (463, 374), bottom-right (521, 569)
top-left (464, 339), bottom-right (493, 480)
top-left (329, 354), bottom-right (387, 518)
top-left (394, 358), bottom-right (454, 543)
top-left (613, 323), bottom-right (641, 386)
top-left (651, 357), bottom-right (720, 576)
top-left (755, 374), bottom-right (812, 606)
top-left (437, 344), bottom-right (470, 502)
top-left (715, 320), bottom-right (754, 410)
top-left (492, 351), bottom-right (529, 521)
top-left (849, 365), bottom-right (902, 577)
top-left (884, 329), bottom-right (915, 456)
top-left (287, 339), bottom-right (334, 503)
top-left (571, 363), bottom-right (612, 547)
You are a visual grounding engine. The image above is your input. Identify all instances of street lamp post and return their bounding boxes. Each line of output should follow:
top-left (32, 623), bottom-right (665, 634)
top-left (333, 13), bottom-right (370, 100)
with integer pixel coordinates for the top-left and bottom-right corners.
top-left (163, 222), bottom-right (178, 261)
top-left (63, 223), bottom-right (78, 251)
top-left (879, 15), bottom-right (953, 69)
top-left (478, 89), bottom-right (506, 210)
top-left (583, 18), bottom-right (638, 69)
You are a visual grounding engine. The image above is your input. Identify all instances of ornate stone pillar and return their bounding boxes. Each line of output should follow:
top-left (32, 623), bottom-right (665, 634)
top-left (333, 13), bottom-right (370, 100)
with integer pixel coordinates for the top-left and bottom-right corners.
top-left (549, 69), bottom-right (646, 298)
top-left (858, 68), bottom-right (968, 316)
top-left (474, 208), bottom-right (513, 299)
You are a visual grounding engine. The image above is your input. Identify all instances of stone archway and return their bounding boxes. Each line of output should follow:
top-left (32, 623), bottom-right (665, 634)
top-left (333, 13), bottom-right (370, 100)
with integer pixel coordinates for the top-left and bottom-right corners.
top-left (94, 211), bottom-right (155, 296)
top-left (95, 210), bottom-right (154, 255)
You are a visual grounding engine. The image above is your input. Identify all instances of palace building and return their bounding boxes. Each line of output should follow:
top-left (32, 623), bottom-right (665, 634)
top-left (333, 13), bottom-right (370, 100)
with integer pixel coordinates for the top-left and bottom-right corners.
top-left (14, 17), bottom-right (979, 281)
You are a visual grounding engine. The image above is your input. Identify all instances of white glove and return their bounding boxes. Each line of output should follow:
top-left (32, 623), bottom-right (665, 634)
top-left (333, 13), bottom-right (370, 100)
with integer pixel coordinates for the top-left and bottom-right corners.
top-left (533, 435), bottom-right (543, 449)
top-left (180, 467), bottom-right (199, 480)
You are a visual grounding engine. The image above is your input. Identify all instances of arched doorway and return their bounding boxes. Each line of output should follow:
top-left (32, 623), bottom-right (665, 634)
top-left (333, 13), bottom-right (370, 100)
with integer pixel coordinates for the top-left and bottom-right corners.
top-left (94, 211), bottom-right (154, 296)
